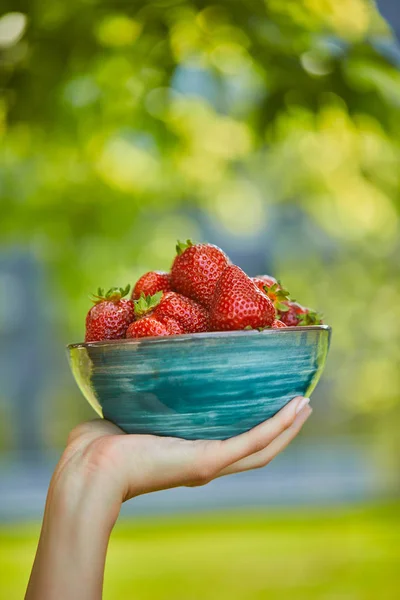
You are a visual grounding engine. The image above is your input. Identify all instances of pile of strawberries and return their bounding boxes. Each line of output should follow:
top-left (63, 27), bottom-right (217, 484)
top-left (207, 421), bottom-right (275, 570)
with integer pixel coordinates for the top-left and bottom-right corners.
top-left (85, 241), bottom-right (323, 342)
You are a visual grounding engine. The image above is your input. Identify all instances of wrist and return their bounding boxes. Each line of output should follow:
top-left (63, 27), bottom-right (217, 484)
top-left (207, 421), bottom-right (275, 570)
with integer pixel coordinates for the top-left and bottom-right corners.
top-left (26, 454), bottom-right (121, 600)
top-left (47, 449), bottom-right (122, 533)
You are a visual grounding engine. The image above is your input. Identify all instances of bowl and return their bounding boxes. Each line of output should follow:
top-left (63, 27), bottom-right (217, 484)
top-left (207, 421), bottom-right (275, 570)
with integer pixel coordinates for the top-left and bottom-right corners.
top-left (67, 326), bottom-right (331, 440)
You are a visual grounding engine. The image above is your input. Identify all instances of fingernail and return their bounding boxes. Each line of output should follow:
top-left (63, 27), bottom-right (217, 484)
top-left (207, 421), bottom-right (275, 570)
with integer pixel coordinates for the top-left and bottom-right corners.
top-left (295, 397), bottom-right (310, 414)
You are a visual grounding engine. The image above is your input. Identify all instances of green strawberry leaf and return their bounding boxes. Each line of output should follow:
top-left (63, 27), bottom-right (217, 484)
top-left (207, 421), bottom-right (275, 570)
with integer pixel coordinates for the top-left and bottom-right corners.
top-left (263, 283), bottom-right (291, 307)
top-left (134, 291), bottom-right (163, 317)
top-left (298, 310), bottom-right (324, 326)
top-left (91, 285), bottom-right (130, 304)
top-left (176, 239), bottom-right (194, 255)
top-left (120, 283), bottom-right (131, 298)
top-left (244, 325), bottom-right (253, 330)
top-left (298, 313), bottom-right (307, 325)
top-left (275, 289), bottom-right (290, 301)
top-left (276, 302), bottom-right (290, 312)
top-left (106, 284), bottom-right (130, 299)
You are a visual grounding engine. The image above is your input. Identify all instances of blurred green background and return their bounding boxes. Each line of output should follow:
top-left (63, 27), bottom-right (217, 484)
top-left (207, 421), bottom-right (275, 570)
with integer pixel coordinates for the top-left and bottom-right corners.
top-left (0, 0), bottom-right (400, 598)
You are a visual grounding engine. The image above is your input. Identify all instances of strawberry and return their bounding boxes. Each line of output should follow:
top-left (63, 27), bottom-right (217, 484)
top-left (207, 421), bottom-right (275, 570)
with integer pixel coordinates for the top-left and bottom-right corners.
top-left (252, 275), bottom-right (278, 292)
top-left (85, 285), bottom-right (135, 342)
top-left (134, 291), bottom-right (208, 333)
top-left (209, 265), bottom-right (276, 331)
top-left (278, 301), bottom-right (323, 327)
top-left (253, 276), bottom-right (290, 310)
top-left (170, 240), bottom-right (230, 308)
top-left (126, 315), bottom-right (183, 338)
top-left (132, 271), bottom-right (171, 300)
top-left (272, 319), bottom-right (287, 328)
top-left (155, 292), bottom-right (208, 333)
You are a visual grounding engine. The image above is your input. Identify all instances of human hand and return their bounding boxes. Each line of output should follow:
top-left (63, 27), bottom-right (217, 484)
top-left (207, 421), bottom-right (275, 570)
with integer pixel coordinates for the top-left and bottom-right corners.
top-left (57, 395), bottom-right (312, 506)
top-left (26, 396), bottom-right (311, 600)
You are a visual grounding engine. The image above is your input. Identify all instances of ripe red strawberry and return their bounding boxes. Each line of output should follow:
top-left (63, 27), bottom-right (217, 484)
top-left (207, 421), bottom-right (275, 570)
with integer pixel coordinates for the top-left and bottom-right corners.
top-left (279, 301), bottom-right (323, 327)
top-left (170, 240), bottom-right (230, 308)
top-left (252, 275), bottom-right (278, 292)
top-left (132, 271), bottom-right (171, 300)
top-left (155, 292), bottom-right (208, 333)
top-left (85, 285), bottom-right (134, 342)
top-left (134, 291), bottom-right (208, 333)
top-left (126, 315), bottom-right (183, 338)
top-left (272, 319), bottom-right (287, 328)
top-left (209, 265), bottom-right (276, 331)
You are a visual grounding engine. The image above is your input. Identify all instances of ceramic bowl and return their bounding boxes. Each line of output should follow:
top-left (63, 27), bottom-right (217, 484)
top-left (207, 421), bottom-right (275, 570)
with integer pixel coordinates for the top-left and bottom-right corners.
top-left (67, 326), bottom-right (331, 440)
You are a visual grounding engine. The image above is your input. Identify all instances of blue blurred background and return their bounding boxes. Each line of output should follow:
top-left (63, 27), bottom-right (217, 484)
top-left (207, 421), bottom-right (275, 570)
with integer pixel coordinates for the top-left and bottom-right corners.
top-left (0, 1), bottom-right (399, 598)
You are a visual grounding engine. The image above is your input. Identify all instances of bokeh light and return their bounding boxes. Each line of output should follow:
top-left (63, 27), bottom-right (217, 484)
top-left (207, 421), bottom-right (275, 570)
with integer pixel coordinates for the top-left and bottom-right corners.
top-left (1, 0), bottom-right (400, 597)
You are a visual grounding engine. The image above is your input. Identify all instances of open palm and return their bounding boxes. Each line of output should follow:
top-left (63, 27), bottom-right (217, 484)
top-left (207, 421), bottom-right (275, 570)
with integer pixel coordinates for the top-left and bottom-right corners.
top-left (59, 396), bottom-right (311, 502)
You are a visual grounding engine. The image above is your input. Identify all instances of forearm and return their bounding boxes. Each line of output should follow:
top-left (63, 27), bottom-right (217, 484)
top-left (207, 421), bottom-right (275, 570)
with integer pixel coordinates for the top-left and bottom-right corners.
top-left (25, 399), bottom-right (310, 598)
top-left (25, 463), bottom-right (120, 600)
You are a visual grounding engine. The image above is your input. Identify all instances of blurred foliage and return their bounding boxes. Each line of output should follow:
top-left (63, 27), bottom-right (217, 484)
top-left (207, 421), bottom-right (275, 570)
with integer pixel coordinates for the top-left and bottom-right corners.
top-left (1, 0), bottom-right (400, 421)
top-left (1, 504), bottom-right (399, 599)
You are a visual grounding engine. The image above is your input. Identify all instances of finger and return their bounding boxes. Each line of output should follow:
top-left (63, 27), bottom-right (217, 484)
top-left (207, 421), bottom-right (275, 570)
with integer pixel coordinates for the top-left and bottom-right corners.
top-left (218, 404), bottom-right (312, 476)
top-left (203, 396), bottom-right (310, 475)
top-left (117, 398), bottom-right (308, 494)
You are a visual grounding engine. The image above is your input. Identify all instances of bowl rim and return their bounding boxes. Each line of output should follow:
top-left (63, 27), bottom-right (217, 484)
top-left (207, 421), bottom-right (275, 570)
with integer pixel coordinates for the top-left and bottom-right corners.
top-left (67, 325), bottom-right (331, 350)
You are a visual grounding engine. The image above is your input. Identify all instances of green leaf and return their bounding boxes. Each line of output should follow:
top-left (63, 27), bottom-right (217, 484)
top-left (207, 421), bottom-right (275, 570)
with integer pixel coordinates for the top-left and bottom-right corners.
top-left (244, 325), bottom-right (253, 330)
top-left (275, 289), bottom-right (290, 301)
top-left (276, 302), bottom-right (290, 312)
top-left (121, 283), bottom-right (131, 297)
top-left (105, 285), bottom-right (131, 301)
top-left (90, 285), bottom-right (131, 304)
top-left (134, 293), bottom-right (148, 316)
top-left (263, 283), bottom-right (291, 308)
top-left (105, 287), bottom-right (118, 299)
top-left (176, 239), bottom-right (194, 255)
top-left (298, 310), bottom-right (324, 326)
top-left (298, 313), bottom-right (307, 325)
top-left (134, 290), bottom-right (163, 317)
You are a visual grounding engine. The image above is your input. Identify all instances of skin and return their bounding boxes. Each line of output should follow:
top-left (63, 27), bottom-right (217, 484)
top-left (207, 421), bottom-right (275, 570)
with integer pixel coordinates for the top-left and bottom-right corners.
top-left (25, 396), bottom-right (312, 600)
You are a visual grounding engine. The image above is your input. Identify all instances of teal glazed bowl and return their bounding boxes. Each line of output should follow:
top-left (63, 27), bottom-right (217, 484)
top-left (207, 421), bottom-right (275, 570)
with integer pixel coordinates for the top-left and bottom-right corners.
top-left (67, 326), bottom-right (331, 440)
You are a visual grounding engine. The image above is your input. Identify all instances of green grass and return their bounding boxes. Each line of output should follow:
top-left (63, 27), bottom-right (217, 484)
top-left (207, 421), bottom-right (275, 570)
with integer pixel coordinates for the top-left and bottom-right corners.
top-left (0, 504), bottom-right (399, 600)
